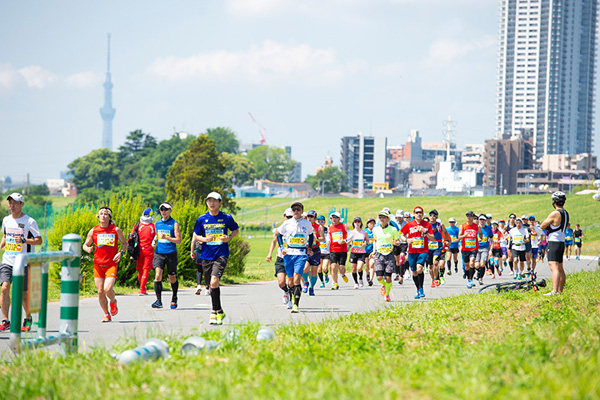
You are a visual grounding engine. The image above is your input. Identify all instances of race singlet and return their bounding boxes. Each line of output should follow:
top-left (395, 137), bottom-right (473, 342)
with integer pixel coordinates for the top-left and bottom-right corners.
top-left (288, 234), bottom-right (306, 248)
top-left (464, 238), bottom-right (476, 249)
top-left (412, 237), bottom-right (424, 249)
top-left (513, 235), bottom-right (524, 246)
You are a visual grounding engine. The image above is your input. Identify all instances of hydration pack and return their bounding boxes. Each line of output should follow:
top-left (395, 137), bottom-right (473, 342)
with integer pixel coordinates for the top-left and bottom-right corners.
top-left (127, 222), bottom-right (141, 260)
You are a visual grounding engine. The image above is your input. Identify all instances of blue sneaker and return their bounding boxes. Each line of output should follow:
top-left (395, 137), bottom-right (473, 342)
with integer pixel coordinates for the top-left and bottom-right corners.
top-left (302, 282), bottom-right (308, 293)
top-left (467, 281), bottom-right (474, 289)
top-left (170, 299), bottom-right (178, 309)
top-left (151, 300), bottom-right (163, 309)
top-left (324, 274), bottom-right (329, 283)
top-left (414, 291), bottom-right (420, 299)
top-left (288, 295), bottom-right (294, 309)
top-left (419, 288), bottom-right (426, 298)
top-left (319, 282), bottom-right (325, 288)
top-left (308, 287), bottom-right (315, 296)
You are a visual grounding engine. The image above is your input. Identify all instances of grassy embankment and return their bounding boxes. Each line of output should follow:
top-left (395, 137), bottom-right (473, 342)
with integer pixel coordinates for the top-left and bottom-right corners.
top-left (2, 269), bottom-right (599, 399)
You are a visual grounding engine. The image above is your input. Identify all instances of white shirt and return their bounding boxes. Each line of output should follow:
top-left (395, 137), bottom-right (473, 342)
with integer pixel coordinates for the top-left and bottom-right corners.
top-left (2, 214), bottom-right (41, 266)
top-left (277, 218), bottom-right (313, 256)
top-left (530, 225), bottom-right (543, 248)
top-left (509, 226), bottom-right (529, 252)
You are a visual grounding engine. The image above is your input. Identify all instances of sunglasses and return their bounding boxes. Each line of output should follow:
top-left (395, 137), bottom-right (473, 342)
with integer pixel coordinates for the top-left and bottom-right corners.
top-left (160, 207), bottom-right (169, 211)
top-left (307, 215), bottom-right (315, 218)
top-left (414, 211), bottom-right (423, 214)
top-left (292, 207), bottom-right (302, 212)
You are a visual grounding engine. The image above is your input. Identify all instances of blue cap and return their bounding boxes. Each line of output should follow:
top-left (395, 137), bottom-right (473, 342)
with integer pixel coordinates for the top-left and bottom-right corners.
top-left (529, 215), bottom-right (535, 220)
top-left (317, 215), bottom-right (325, 220)
top-left (143, 208), bottom-right (153, 216)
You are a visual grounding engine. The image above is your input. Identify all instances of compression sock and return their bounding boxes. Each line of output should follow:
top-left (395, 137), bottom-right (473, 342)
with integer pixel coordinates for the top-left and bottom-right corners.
top-left (154, 281), bottom-right (162, 302)
top-left (210, 287), bottom-right (221, 311)
top-left (419, 272), bottom-right (425, 289)
top-left (509, 261), bottom-right (514, 271)
top-left (318, 272), bottom-right (324, 283)
top-left (467, 268), bottom-right (475, 280)
top-left (440, 267), bottom-right (445, 276)
top-left (302, 272), bottom-right (309, 282)
top-left (171, 280), bottom-right (179, 301)
top-left (352, 272), bottom-right (358, 284)
top-left (412, 274), bottom-right (419, 289)
top-left (358, 271), bottom-right (363, 280)
top-left (385, 281), bottom-right (392, 295)
top-left (310, 275), bottom-right (318, 288)
top-left (294, 285), bottom-right (302, 306)
top-left (280, 284), bottom-right (289, 293)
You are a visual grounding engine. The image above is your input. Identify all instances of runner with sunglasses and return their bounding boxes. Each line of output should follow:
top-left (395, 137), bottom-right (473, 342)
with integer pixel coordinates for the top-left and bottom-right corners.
top-left (372, 210), bottom-right (400, 302)
top-left (316, 215), bottom-right (331, 287)
top-left (303, 210), bottom-right (324, 295)
top-left (458, 211), bottom-right (482, 289)
top-left (328, 212), bottom-right (351, 290)
top-left (266, 208), bottom-right (293, 308)
top-left (445, 217), bottom-right (459, 274)
top-left (400, 206), bottom-right (435, 299)
top-left (152, 202), bottom-right (182, 310)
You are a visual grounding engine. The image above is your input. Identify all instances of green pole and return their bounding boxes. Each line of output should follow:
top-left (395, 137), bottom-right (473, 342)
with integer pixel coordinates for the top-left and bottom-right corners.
top-left (38, 263), bottom-right (49, 338)
top-left (59, 234), bottom-right (81, 355)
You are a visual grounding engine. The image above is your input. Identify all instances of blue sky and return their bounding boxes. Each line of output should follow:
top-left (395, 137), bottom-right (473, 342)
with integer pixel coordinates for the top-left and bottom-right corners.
top-left (0, 0), bottom-right (538, 185)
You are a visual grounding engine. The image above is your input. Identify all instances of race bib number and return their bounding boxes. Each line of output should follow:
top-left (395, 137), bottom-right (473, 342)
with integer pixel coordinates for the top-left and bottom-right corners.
top-left (368, 238), bottom-right (375, 244)
top-left (481, 236), bottom-right (488, 243)
top-left (331, 232), bottom-right (343, 242)
top-left (5, 237), bottom-right (23, 253)
top-left (412, 237), bottom-right (424, 249)
top-left (428, 241), bottom-right (439, 250)
top-left (158, 229), bottom-right (171, 244)
top-left (451, 236), bottom-right (458, 243)
top-left (206, 229), bottom-right (224, 246)
top-left (378, 243), bottom-right (393, 255)
top-left (352, 239), bottom-right (364, 249)
top-left (575, 237), bottom-right (581, 243)
top-left (288, 234), bottom-right (306, 248)
top-left (97, 234), bottom-right (115, 247)
top-left (465, 238), bottom-right (476, 249)
top-left (319, 241), bottom-right (328, 249)
top-left (565, 235), bottom-right (573, 241)
top-left (513, 235), bottom-right (524, 246)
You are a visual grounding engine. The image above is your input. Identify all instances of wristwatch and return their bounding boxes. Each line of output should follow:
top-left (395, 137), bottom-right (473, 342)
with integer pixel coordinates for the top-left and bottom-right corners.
top-left (120, 250), bottom-right (125, 255)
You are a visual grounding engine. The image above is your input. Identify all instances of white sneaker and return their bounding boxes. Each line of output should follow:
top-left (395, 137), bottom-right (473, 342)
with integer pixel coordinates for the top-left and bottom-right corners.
top-left (544, 290), bottom-right (558, 296)
top-left (354, 283), bottom-right (359, 289)
top-left (283, 292), bottom-right (289, 304)
top-left (195, 285), bottom-right (202, 295)
top-left (205, 287), bottom-right (211, 296)
top-left (359, 279), bottom-right (364, 288)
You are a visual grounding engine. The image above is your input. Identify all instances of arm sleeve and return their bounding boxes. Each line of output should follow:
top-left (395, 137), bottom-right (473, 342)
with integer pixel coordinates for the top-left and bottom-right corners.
top-left (308, 233), bottom-right (314, 248)
top-left (277, 233), bottom-right (284, 247)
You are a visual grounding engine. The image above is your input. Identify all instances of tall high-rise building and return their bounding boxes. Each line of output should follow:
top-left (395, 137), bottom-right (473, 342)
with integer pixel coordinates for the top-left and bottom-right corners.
top-left (340, 133), bottom-right (387, 192)
top-left (100, 33), bottom-right (116, 150)
top-left (496, 0), bottom-right (598, 157)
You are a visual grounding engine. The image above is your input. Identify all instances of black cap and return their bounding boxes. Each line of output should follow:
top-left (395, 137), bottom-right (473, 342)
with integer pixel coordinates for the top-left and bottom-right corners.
top-left (465, 211), bottom-right (475, 217)
top-left (291, 202), bottom-right (304, 210)
top-left (429, 209), bottom-right (438, 217)
top-left (354, 216), bottom-right (362, 222)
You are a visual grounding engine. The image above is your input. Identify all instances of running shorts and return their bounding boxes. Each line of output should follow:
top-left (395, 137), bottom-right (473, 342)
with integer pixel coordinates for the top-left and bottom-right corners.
top-left (0, 263), bottom-right (29, 290)
top-left (408, 252), bottom-right (428, 272)
top-left (349, 253), bottom-right (367, 264)
top-left (513, 250), bottom-right (527, 262)
top-left (283, 254), bottom-right (308, 277)
top-left (274, 256), bottom-right (285, 277)
top-left (427, 249), bottom-right (443, 266)
top-left (93, 264), bottom-right (117, 279)
top-left (307, 251), bottom-right (321, 266)
top-left (476, 248), bottom-right (489, 263)
top-left (203, 256), bottom-right (228, 278)
top-left (461, 250), bottom-right (477, 264)
top-left (373, 252), bottom-right (395, 276)
top-left (329, 252), bottom-right (347, 266)
top-left (153, 252), bottom-right (178, 275)
top-left (547, 241), bottom-right (565, 263)
top-left (491, 248), bottom-right (503, 258)
top-left (448, 247), bottom-right (459, 254)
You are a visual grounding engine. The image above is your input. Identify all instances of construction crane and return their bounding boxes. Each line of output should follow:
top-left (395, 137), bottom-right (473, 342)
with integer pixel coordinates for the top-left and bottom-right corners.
top-left (248, 112), bottom-right (266, 144)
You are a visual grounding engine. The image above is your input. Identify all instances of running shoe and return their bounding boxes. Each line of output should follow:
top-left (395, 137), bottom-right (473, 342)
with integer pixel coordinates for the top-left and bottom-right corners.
top-left (544, 290), bottom-right (558, 296)
top-left (0, 319), bottom-right (9, 331)
top-left (454, 267), bottom-right (458, 273)
top-left (486, 269), bottom-right (492, 275)
top-left (431, 281), bottom-right (436, 288)
top-left (368, 279), bottom-right (373, 287)
top-left (503, 261), bottom-right (508, 267)
top-left (576, 256), bottom-right (580, 260)
top-left (216, 311), bottom-right (226, 325)
top-left (491, 274), bottom-right (495, 279)
top-left (467, 281), bottom-right (474, 289)
top-left (478, 278), bottom-right (484, 285)
top-left (385, 295), bottom-right (391, 302)
top-left (331, 283), bottom-right (339, 290)
top-left (434, 279), bottom-right (440, 287)
top-left (463, 273), bottom-right (467, 279)
top-left (498, 270), bottom-right (502, 277)
top-left (359, 279), bottom-right (364, 288)
top-left (309, 287), bottom-right (315, 296)
top-left (447, 269), bottom-right (452, 276)
top-left (499, 266), bottom-right (504, 273)
top-left (139, 290), bottom-right (148, 296)
top-left (110, 299), bottom-right (118, 316)
top-left (354, 283), bottom-right (359, 290)
top-left (302, 282), bottom-right (309, 293)
top-left (398, 277), bottom-right (403, 284)
top-left (419, 288), bottom-right (426, 298)
top-left (205, 286), bottom-right (211, 296)
top-left (509, 270), bottom-right (514, 275)
top-left (291, 304), bottom-right (299, 313)
top-left (283, 292), bottom-right (289, 304)
top-left (195, 285), bottom-right (202, 295)
top-left (21, 317), bottom-right (32, 332)
top-left (517, 274), bottom-right (523, 280)
top-left (342, 275), bottom-right (349, 283)
top-left (394, 275), bottom-right (400, 281)
top-left (414, 291), bottom-right (420, 299)
top-left (324, 274), bottom-right (329, 283)
top-left (170, 299), bottom-right (178, 309)
top-left (439, 276), bottom-right (445, 285)
top-left (151, 300), bottom-right (163, 309)
top-left (102, 314), bottom-right (111, 323)
top-left (319, 282), bottom-right (325, 288)
top-left (380, 285), bottom-right (386, 296)
top-left (209, 313), bottom-right (218, 325)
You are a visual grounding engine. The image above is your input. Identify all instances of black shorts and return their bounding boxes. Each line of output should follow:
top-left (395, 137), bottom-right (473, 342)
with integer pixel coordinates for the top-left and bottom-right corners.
top-left (513, 250), bottom-right (527, 262)
top-left (393, 245), bottom-right (402, 256)
top-left (448, 247), bottom-right (459, 254)
top-left (307, 251), bottom-right (321, 266)
top-left (0, 263), bottom-right (29, 291)
top-left (202, 256), bottom-right (228, 278)
top-left (399, 243), bottom-right (409, 254)
top-left (524, 241), bottom-right (532, 253)
top-left (321, 253), bottom-right (330, 261)
top-left (349, 252), bottom-right (367, 264)
top-left (153, 252), bottom-right (178, 275)
top-left (461, 250), bottom-right (477, 264)
top-left (491, 248), bottom-right (503, 258)
top-left (329, 252), bottom-right (347, 266)
top-left (547, 241), bottom-right (565, 263)
top-left (575, 242), bottom-right (582, 248)
top-left (274, 256), bottom-right (285, 277)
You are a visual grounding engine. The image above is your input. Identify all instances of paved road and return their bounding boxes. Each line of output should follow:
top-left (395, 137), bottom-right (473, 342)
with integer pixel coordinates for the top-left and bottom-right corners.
top-left (1, 256), bottom-right (597, 354)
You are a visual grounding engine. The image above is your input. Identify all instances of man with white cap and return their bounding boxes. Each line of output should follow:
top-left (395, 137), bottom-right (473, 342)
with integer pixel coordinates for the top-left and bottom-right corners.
top-left (0, 193), bottom-right (42, 331)
top-left (152, 202), bottom-right (181, 310)
top-left (194, 192), bottom-right (239, 324)
top-left (327, 211), bottom-right (351, 289)
top-left (266, 208), bottom-right (293, 307)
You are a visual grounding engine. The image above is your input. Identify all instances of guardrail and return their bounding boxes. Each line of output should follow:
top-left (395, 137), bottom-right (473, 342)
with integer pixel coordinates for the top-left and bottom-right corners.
top-left (9, 234), bottom-right (81, 355)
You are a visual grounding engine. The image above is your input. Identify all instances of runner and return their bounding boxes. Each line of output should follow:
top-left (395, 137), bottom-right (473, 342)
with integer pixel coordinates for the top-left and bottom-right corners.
top-left (528, 216), bottom-right (542, 273)
top-left (400, 206), bottom-right (435, 299)
top-left (328, 212), bottom-right (351, 290)
top-left (507, 217), bottom-right (529, 280)
top-left (521, 214), bottom-right (533, 272)
top-left (0, 193), bottom-right (42, 332)
top-left (427, 210), bottom-right (446, 287)
top-left (457, 211), bottom-right (482, 289)
top-left (265, 208), bottom-right (293, 307)
top-left (316, 215), bottom-right (331, 287)
top-left (132, 208), bottom-right (155, 295)
top-left (573, 223), bottom-right (584, 260)
top-left (538, 227), bottom-right (548, 262)
top-left (476, 214), bottom-right (492, 285)
top-left (364, 217), bottom-right (376, 286)
top-left (393, 210), bottom-right (404, 280)
top-left (396, 212), bottom-right (412, 283)
top-left (489, 220), bottom-right (504, 278)
top-left (82, 206), bottom-right (127, 322)
top-left (505, 214), bottom-right (517, 274)
top-left (371, 210), bottom-right (400, 302)
top-left (498, 219), bottom-right (509, 269)
top-left (303, 210), bottom-right (324, 295)
top-left (152, 202), bottom-right (182, 310)
top-left (277, 201), bottom-right (313, 313)
top-left (349, 217), bottom-right (368, 289)
top-left (445, 217), bottom-right (460, 274)
top-left (190, 232), bottom-right (210, 296)
top-left (194, 192), bottom-right (239, 324)
top-left (564, 223), bottom-right (574, 260)
top-left (540, 191), bottom-right (569, 295)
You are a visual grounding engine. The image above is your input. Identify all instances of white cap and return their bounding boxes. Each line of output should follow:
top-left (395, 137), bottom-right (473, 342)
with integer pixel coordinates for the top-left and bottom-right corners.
top-left (378, 210), bottom-right (391, 218)
top-left (330, 212), bottom-right (341, 219)
top-left (159, 202), bottom-right (172, 209)
top-left (449, 217), bottom-right (456, 223)
top-left (492, 220), bottom-right (498, 225)
top-left (284, 208), bottom-right (293, 217)
top-left (382, 207), bottom-right (391, 213)
top-left (521, 214), bottom-right (529, 221)
top-left (7, 193), bottom-right (23, 202)
top-left (486, 214), bottom-right (493, 219)
top-left (396, 209), bottom-right (404, 217)
top-left (404, 212), bottom-right (411, 218)
top-left (207, 192), bottom-right (222, 201)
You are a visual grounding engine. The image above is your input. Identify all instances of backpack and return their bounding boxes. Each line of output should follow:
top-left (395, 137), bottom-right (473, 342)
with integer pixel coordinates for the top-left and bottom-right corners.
top-left (127, 222), bottom-right (141, 260)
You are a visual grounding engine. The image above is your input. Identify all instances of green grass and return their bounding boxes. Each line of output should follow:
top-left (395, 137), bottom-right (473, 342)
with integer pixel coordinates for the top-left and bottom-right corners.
top-left (3, 269), bottom-right (599, 399)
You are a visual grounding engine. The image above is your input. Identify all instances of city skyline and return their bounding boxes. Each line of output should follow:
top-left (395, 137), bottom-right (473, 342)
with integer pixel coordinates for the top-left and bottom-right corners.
top-left (1, 0), bottom-right (597, 186)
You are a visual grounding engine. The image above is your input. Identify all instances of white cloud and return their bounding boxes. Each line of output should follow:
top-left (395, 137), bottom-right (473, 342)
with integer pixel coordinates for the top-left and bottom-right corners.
top-left (425, 36), bottom-right (495, 67)
top-left (0, 64), bottom-right (100, 91)
top-left (0, 63), bottom-right (23, 90)
top-left (372, 61), bottom-right (404, 78)
top-left (18, 65), bottom-right (58, 89)
top-left (148, 40), bottom-right (365, 85)
top-left (65, 71), bottom-right (103, 88)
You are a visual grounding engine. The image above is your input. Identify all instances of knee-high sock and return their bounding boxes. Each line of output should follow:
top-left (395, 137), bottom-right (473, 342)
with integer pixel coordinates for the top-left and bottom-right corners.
top-left (171, 280), bottom-right (179, 301)
top-left (294, 285), bottom-right (302, 306)
top-left (358, 271), bottom-right (363, 280)
top-left (412, 274), bottom-right (419, 289)
top-left (384, 281), bottom-right (392, 295)
top-left (467, 268), bottom-right (475, 280)
top-left (310, 275), bottom-right (318, 288)
top-left (318, 272), bottom-right (324, 283)
top-left (352, 272), bottom-right (358, 284)
top-left (418, 272), bottom-right (425, 289)
top-left (154, 281), bottom-right (162, 302)
top-left (210, 287), bottom-right (221, 311)
top-left (302, 272), bottom-right (309, 282)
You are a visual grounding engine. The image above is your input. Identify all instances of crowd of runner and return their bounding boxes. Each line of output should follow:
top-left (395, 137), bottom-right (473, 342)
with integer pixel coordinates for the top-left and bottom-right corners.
top-left (0, 190), bottom-right (578, 329)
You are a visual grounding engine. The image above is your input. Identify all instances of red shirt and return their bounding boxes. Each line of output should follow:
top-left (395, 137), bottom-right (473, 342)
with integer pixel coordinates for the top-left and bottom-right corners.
top-left (401, 220), bottom-right (433, 254)
top-left (492, 229), bottom-right (503, 250)
top-left (92, 224), bottom-right (119, 266)
top-left (460, 222), bottom-right (479, 251)
top-left (328, 223), bottom-right (348, 253)
top-left (133, 222), bottom-right (156, 254)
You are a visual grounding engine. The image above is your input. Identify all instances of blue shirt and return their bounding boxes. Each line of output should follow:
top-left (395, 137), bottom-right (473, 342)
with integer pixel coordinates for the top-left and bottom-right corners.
top-left (479, 225), bottom-right (493, 249)
top-left (365, 228), bottom-right (374, 253)
top-left (155, 218), bottom-right (178, 254)
top-left (194, 211), bottom-right (239, 260)
top-left (446, 225), bottom-right (459, 249)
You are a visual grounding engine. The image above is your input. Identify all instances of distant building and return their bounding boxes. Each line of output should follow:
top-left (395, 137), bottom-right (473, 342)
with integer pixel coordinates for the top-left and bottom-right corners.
top-left (340, 133), bottom-right (387, 191)
top-left (516, 169), bottom-right (588, 195)
top-left (540, 153), bottom-right (597, 175)
top-left (100, 34), bottom-right (115, 150)
top-left (254, 179), bottom-right (317, 198)
top-left (461, 144), bottom-right (485, 172)
top-left (284, 146), bottom-right (302, 182)
top-left (484, 135), bottom-right (534, 195)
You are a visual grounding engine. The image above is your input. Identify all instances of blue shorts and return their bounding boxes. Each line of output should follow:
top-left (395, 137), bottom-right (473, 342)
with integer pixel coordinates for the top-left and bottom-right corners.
top-left (565, 240), bottom-right (573, 246)
top-left (408, 252), bottom-right (428, 271)
top-left (306, 251), bottom-right (321, 266)
top-left (531, 248), bottom-right (538, 258)
top-left (283, 254), bottom-right (308, 277)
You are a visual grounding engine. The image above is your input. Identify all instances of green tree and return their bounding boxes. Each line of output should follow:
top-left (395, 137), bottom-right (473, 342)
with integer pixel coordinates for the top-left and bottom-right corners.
top-left (247, 145), bottom-right (296, 182)
top-left (165, 134), bottom-right (237, 212)
top-left (206, 127), bottom-right (239, 154)
top-left (118, 129), bottom-right (157, 162)
top-left (140, 134), bottom-right (195, 186)
top-left (305, 166), bottom-right (349, 194)
top-left (67, 148), bottom-right (120, 191)
top-left (221, 153), bottom-right (256, 186)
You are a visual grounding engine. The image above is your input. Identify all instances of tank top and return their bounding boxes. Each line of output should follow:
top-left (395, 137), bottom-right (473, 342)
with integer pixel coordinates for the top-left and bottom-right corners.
top-left (319, 226), bottom-right (330, 254)
top-left (428, 221), bottom-right (443, 251)
top-left (547, 209), bottom-right (569, 242)
top-left (311, 222), bottom-right (321, 250)
top-left (350, 229), bottom-right (367, 254)
top-left (155, 218), bottom-right (178, 254)
top-left (460, 222), bottom-right (479, 251)
top-left (92, 224), bottom-right (119, 266)
top-left (329, 223), bottom-right (348, 253)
